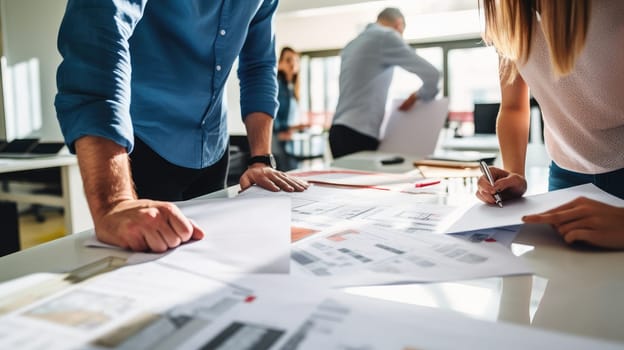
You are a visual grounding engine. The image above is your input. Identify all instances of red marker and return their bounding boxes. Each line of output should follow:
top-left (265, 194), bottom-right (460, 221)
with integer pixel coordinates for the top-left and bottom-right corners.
top-left (414, 180), bottom-right (441, 188)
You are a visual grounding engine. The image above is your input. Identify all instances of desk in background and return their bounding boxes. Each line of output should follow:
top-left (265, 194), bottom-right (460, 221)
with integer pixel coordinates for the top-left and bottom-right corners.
top-left (1, 151), bottom-right (622, 345)
top-left (0, 155), bottom-right (91, 255)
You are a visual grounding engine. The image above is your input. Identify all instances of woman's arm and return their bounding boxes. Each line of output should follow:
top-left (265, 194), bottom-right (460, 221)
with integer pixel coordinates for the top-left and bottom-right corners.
top-left (497, 66), bottom-right (531, 176)
top-left (476, 61), bottom-right (531, 204)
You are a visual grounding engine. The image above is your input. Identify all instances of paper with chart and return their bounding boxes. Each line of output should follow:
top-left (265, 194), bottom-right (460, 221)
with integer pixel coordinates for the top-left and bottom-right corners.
top-left (290, 221), bottom-right (532, 287)
top-left (240, 184), bottom-right (464, 242)
top-left (0, 263), bottom-right (253, 350)
top-left (84, 196), bottom-right (291, 273)
top-left (447, 183), bottom-right (624, 233)
top-left (0, 266), bottom-right (621, 350)
top-left (240, 186), bottom-right (531, 285)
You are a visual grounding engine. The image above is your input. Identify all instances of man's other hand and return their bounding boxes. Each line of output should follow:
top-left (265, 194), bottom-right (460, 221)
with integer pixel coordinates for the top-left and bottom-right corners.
top-left (239, 165), bottom-right (309, 192)
top-left (398, 92), bottom-right (418, 111)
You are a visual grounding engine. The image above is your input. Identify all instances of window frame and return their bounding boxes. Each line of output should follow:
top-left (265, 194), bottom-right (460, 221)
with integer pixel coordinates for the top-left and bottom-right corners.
top-left (299, 36), bottom-right (487, 113)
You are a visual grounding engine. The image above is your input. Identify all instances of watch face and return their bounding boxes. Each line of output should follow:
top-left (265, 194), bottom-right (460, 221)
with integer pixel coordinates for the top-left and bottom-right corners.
top-left (268, 154), bottom-right (277, 169)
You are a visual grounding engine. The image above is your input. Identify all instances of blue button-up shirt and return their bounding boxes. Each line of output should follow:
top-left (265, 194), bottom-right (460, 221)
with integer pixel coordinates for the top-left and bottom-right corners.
top-left (55, 0), bottom-right (279, 169)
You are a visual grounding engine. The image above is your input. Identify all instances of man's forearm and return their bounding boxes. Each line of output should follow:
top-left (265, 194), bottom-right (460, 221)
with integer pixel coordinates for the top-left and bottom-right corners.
top-left (75, 136), bottom-right (136, 220)
top-left (244, 112), bottom-right (273, 156)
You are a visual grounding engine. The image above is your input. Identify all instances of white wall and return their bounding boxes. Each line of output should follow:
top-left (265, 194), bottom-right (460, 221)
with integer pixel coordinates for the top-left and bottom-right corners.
top-left (0, 0), bottom-right (66, 141)
top-left (274, 0), bottom-right (478, 51)
top-left (0, 0), bottom-right (479, 139)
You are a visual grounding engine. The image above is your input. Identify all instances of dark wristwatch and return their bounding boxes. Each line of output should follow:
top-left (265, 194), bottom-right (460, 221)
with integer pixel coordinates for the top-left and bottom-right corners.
top-left (247, 154), bottom-right (276, 169)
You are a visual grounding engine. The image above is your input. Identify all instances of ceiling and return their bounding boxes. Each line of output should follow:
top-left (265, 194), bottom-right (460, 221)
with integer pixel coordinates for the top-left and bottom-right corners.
top-left (276, 0), bottom-right (478, 16)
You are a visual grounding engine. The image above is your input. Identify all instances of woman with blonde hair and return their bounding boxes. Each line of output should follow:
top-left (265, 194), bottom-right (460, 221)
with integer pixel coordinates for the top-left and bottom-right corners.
top-left (476, 0), bottom-right (624, 248)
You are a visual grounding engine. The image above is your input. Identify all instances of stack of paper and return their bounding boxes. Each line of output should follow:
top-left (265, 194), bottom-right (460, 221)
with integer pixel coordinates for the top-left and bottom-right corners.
top-left (0, 267), bottom-right (620, 350)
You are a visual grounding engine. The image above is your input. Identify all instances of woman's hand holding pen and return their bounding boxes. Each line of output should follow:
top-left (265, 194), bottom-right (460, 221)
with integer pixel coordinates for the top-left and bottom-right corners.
top-left (476, 166), bottom-right (527, 205)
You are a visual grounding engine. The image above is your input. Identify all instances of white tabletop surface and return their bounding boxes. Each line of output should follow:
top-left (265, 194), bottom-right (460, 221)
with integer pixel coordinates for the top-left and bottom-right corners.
top-left (1, 150), bottom-right (623, 344)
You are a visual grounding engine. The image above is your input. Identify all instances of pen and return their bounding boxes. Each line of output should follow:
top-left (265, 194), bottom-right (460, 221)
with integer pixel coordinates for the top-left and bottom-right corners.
top-left (414, 180), bottom-right (441, 188)
top-left (478, 160), bottom-right (503, 208)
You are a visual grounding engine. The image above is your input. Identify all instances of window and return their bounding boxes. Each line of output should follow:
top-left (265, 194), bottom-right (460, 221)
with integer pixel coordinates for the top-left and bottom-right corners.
top-left (447, 46), bottom-right (500, 111)
top-left (299, 38), bottom-right (500, 129)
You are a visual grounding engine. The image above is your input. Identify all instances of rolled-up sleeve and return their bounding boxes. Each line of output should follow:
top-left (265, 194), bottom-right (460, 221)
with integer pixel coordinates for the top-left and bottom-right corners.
top-left (55, 0), bottom-right (147, 153)
top-left (382, 32), bottom-right (440, 101)
top-left (237, 0), bottom-right (279, 120)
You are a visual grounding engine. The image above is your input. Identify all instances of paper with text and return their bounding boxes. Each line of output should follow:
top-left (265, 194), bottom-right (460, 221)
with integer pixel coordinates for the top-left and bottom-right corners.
top-left (0, 267), bottom-right (620, 350)
top-left (240, 184), bottom-right (463, 242)
top-left (239, 186), bottom-right (529, 285)
top-left (290, 222), bottom-right (531, 287)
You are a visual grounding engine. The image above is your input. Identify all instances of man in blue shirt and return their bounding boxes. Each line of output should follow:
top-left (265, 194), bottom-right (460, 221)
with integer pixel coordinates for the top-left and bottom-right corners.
top-left (55, 0), bottom-right (308, 252)
top-left (329, 8), bottom-right (440, 158)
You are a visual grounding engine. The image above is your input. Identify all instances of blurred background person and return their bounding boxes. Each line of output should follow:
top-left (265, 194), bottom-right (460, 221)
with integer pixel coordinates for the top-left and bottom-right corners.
top-left (329, 7), bottom-right (440, 159)
top-left (273, 46), bottom-right (306, 171)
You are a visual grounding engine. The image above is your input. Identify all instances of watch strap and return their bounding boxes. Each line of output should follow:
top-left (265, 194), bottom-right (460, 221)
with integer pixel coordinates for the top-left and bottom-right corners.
top-left (247, 154), bottom-right (276, 168)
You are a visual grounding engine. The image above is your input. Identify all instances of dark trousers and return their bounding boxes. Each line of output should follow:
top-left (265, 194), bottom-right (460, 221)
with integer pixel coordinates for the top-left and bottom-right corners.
top-left (130, 137), bottom-right (229, 201)
top-left (272, 134), bottom-right (299, 172)
top-left (0, 201), bottom-right (19, 256)
top-left (329, 124), bottom-right (379, 159)
top-left (549, 161), bottom-right (624, 199)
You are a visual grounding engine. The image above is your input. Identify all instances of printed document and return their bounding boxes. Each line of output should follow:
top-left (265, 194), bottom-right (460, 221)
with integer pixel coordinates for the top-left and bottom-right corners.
top-left (290, 221), bottom-right (531, 287)
top-left (240, 185), bottom-right (530, 285)
top-left (0, 268), bottom-right (621, 350)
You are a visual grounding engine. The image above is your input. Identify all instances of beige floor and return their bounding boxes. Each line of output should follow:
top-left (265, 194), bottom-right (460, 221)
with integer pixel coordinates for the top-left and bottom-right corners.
top-left (19, 210), bottom-right (66, 250)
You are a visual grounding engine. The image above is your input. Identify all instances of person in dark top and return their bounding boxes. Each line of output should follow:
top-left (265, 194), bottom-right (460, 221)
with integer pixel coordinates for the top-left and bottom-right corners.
top-left (273, 47), bottom-right (304, 171)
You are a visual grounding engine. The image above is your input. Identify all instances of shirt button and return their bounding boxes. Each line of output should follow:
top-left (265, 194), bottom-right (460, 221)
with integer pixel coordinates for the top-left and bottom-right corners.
top-left (220, 29), bottom-right (226, 36)
top-left (216, 65), bottom-right (222, 71)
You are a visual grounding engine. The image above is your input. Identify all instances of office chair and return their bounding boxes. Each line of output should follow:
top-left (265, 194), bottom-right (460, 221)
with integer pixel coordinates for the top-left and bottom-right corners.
top-left (0, 168), bottom-right (63, 222)
top-left (228, 135), bottom-right (250, 186)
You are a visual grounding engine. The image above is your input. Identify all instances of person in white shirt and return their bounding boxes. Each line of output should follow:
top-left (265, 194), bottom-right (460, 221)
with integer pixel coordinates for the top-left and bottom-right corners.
top-left (477, 0), bottom-right (624, 249)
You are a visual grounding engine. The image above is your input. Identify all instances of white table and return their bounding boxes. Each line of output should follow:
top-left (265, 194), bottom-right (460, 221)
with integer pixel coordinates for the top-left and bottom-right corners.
top-left (0, 155), bottom-right (92, 250)
top-left (332, 150), bottom-right (623, 343)
top-left (1, 153), bottom-right (623, 345)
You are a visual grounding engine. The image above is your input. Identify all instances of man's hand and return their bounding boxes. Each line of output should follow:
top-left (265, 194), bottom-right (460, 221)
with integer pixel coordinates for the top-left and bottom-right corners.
top-left (94, 199), bottom-right (205, 253)
top-left (398, 92), bottom-right (418, 111)
top-left (522, 197), bottom-right (624, 249)
top-left (74, 136), bottom-right (204, 253)
top-left (239, 164), bottom-right (309, 192)
top-left (476, 166), bottom-right (527, 204)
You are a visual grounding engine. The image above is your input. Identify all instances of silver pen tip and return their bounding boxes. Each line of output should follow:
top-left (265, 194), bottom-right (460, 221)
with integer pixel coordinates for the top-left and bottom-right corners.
top-left (497, 201), bottom-right (503, 208)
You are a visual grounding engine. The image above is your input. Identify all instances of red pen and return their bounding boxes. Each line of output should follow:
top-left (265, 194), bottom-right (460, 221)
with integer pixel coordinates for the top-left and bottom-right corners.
top-left (414, 180), bottom-right (441, 188)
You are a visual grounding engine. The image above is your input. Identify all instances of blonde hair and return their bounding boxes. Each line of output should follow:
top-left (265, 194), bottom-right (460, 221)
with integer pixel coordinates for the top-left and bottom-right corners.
top-left (482, 0), bottom-right (591, 83)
